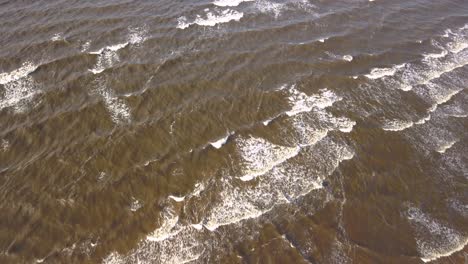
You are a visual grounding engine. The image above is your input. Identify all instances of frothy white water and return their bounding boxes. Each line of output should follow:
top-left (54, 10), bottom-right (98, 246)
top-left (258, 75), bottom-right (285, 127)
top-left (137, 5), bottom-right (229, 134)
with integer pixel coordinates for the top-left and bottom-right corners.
top-left (0, 62), bottom-right (37, 85)
top-left (89, 42), bottom-right (129, 55)
top-left (365, 63), bottom-right (405, 79)
top-left (129, 197), bottom-right (142, 212)
top-left (262, 117), bottom-right (274, 126)
top-left (168, 195), bottom-right (186, 202)
top-left (286, 85), bottom-right (341, 116)
top-left (147, 208), bottom-right (181, 242)
top-left (103, 139), bottom-right (354, 263)
top-left (204, 136), bottom-right (354, 230)
top-left (0, 76), bottom-right (39, 113)
top-left (379, 25), bottom-right (468, 95)
top-left (1, 139), bottom-right (9, 151)
top-left (89, 27), bottom-right (147, 73)
top-left (50, 33), bottom-right (64, 42)
top-left (128, 26), bottom-right (148, 45)
top-left (406, 207), bottom-right (468, 263)
top-left (436, 140), bottom-right (456, 154)
top-left (97, 86), bottom-right (131, 123)
top-left (254, 0), bottom-right (285, 18)
top-left (203, 178), bottom-right (281, 230)
top-left (103, 82), bottom-right (357, 263)
top-left (416, 88), bottom-right (463, 124)
top-left (237, 136), bottom-right (300, 181)
top-left (213, 0), bottom-right (254, 7)
top-left (177, 9), bottom-right (244, 29)
top-left (343, 55), bottom-right (353, 62)
top-left (210, 133), bottom-right (231, 149)
top-left (381, 119), bottom-right (414, 131)
top-left (414, 114), bottom-right (431, 125)
top-left (423, 49), bottom-right (448, 60)
top-left (81, 41), bottom-right (91, 52)
top-left (89, 44), bottom-right (127, 74)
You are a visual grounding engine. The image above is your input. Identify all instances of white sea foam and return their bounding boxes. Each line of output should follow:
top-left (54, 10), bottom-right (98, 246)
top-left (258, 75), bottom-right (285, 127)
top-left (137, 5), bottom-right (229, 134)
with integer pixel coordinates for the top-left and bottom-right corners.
top-left (191, 223), bottom-right (203, 230)
top-left (130, 197), bottom-right (142, 212)
top-left (103, 84), bottom-right (356, 262)
top-left (449, 199), bottom-right (468, 218)
top-left (412, 88), bottom-right (462, 125)
top-left (414, 114), bottom-right (431, 125)
top-left (0, 76), bottom-right (39, 113)
top-left (1, 139), bottom-right (9, 151)
top-left (51, 33), bottom-right (63, 42)
top-left (381, 119), bottom-right (414, 131)
top-left (89, 45), bottom-right (125, 74)
top-left (391, 26), bottom-right (468, 94)
top-left (190, 182), bottom-right (205, 197)
top-left (210, 133), bottom-right (231, 149)
top-left (103, 137), bottom-right (354, 263)
top-left (89, 42), bottom-right (129, 55)
top-left (430, 89), bottom-right (461, 111)
top-left (423, 49), bottom-right (448, 60)
top-left (97, 86), bottom-right (131, 123)
top-left (128, 26), bottom-right (148, 45)
top-left (89, 27), bottom-right (145, 73)
top-left (106, 223), bottom-right (204, 264)
top-left (365, 63), bottom-right (405, 79)
top-left (436, 140), bottom-right (456, 154)
top-left (236, 136), bottom-right (300, 181)
top-left (343, 55), bottom-right (353, 62)
top-left (81, 41), bottom-right (91, 52)
top-left (262, 118), bottom-right (274, 126)
top-left (203, 180), bottom-right (278, 230)
top-left (177, 9), bottom-right (244, 29)
top-left (213, 0), bottom-right (254, 7)
top-left (286, 85), bottom-right (341, 116)
top-left (168, 195), bottom-right (186, 202)
top-left (205, 137), bottom-right (354, 231)
top-left (406, 207), bottom-right (468, 263)
top-left (146, 208), bottom-right (180, 242)
top-left (254, 0), bottom-right (285, 18)
top-left (282, 235), bottom-right (296, 248)
top-left (0, 62), bottom-right (37, 85)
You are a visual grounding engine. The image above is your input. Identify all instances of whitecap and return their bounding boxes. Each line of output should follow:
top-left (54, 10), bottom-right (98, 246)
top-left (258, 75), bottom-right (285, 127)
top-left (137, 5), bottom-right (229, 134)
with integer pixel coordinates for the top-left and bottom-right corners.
top-left (436, 140), bottom-right (456, 154)
top-left (236, 136), bottom-right (300, 181)
top-left (146, 209), bottom-right (180, 242)
top-left (168, 195), bottom-right (186, 202)
top-left (51, 33), bottom-right (63, 42)
top-left (285, 85), bottom-right (341, 117)
top-left (414, 114), bottom-right (431, 125)
top-left (97, 85), bottom-right (131, 123)
top-left (423, 49), bottom-right (448, 60)
top-left (1, 139), bottom-right (9, 151)
top-left (254, 0), bottom-right (285, 18)
top-left (343, 55), bottom-right (353, 62)
top-left (0, 76), bottom-right (39, 113)
top-left (382, 119), bottom-right (414, 131)
top-left (406, 207), bottom-right (468, 263)
top-left (130, 197), bottom-right (142, 212)
top-left (213, 0), bottom-right (254, 7)
top-left (177, 9), bottom-right (243, 29)
top-left (262, 118), bottom-right (273, 126)
top-left (128, 26), bottom-right (148, 45)
top-left (210, 133), bottom-right (231, 149)
top-left (0, 61), bottom-right (37, 85)
top-left (365, 63), bottom-right (405, 80)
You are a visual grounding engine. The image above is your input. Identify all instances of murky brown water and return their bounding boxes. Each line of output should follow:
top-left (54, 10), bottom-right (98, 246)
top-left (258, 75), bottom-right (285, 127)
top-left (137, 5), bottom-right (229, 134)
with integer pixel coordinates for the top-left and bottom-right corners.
top-left (0, 0), bottom-right (467, 263)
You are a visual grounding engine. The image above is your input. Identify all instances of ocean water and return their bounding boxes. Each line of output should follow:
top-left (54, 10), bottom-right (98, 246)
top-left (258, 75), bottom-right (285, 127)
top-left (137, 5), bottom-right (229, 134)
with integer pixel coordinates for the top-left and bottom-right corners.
top-left (0, 0), bottom-right (467, 263)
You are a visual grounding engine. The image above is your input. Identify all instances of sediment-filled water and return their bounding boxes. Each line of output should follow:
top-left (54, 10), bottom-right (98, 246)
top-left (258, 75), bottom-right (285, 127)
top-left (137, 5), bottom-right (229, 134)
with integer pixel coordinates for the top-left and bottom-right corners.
top-left (0, 0), bottom-right (467, 263)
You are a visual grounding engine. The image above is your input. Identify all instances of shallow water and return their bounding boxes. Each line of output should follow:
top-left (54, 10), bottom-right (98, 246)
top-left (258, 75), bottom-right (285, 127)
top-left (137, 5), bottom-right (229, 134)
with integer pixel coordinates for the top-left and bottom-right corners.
top-left (0, 0), bottom-right (467, 263)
